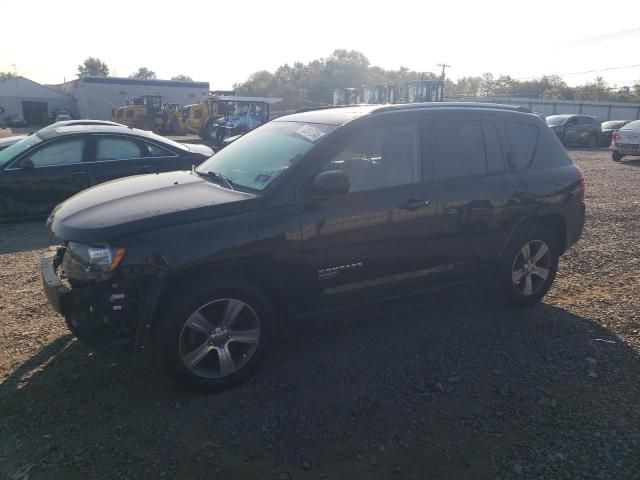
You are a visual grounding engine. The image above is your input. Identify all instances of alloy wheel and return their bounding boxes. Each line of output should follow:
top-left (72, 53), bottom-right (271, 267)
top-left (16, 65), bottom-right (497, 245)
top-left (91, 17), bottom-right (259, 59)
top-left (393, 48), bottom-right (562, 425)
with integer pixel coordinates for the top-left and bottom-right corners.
top-left (179, 298), bottom-right (261, 378)
top-left (511, 240), bottom-right (552, 297)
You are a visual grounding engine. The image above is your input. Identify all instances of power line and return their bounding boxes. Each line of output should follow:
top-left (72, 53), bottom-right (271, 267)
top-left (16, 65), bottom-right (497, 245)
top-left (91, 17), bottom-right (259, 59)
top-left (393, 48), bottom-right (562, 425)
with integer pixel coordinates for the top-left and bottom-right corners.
top-left (561, 26), bottom-right (640, 47)
top-left (512, 64), bottom-right (640, 81)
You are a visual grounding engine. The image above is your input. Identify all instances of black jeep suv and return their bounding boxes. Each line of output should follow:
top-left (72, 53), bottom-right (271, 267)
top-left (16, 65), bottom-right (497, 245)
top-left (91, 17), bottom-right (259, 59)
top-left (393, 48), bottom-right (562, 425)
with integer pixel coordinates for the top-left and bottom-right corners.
top-left (42, 103), bottom-right (585, 392)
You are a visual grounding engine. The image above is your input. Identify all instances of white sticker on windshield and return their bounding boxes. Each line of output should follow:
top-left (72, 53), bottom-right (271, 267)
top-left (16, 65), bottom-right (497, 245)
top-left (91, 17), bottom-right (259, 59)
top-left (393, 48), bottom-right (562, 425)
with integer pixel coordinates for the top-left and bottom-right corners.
top-left (295, 124), bottom-right (326, 142)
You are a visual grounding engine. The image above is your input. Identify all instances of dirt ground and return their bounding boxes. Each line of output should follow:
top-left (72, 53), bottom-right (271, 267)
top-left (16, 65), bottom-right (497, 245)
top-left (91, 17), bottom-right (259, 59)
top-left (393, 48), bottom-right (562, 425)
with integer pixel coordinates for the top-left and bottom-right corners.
top-left (1, 149), bottom-right (639, 480)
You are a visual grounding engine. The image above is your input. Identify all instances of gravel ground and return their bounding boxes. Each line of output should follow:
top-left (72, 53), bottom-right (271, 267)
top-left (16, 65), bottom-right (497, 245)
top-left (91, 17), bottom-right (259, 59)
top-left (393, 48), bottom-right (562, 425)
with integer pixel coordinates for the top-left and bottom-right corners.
top-left (1, 148), bottom-right (639, 480)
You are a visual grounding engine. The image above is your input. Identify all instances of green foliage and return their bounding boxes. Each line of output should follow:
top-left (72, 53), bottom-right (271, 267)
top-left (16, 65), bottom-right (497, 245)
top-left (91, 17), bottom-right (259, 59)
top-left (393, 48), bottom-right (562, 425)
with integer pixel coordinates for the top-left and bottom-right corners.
top-left (130, 67), bottom-right (156, 80)
top-left (0, 72), bottom-right (17, 81)
top-left (171, 75), bottom-right (193, 81)
top-left (77, 57), bottom-right (109, 78)
top-left (234, 50), bottom-right (640, 108)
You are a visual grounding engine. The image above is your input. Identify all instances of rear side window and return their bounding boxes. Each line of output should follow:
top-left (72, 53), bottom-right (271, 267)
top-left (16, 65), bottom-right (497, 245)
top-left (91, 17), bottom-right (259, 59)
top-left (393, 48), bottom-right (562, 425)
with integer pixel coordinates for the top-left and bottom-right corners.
top-left (434, 120), bottom-right (486, 180)
top-left (96, 137), bottom-right (144, 161)
top-left (506, 123), bottom-right (538, 170)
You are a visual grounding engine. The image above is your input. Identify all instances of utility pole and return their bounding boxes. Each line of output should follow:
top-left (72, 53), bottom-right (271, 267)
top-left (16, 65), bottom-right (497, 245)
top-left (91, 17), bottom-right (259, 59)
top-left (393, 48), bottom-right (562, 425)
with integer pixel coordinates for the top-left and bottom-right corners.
top-left (11, 64), bottom-right (21, 113)
top-left (437, 63), bottom-right (451, 81)
top-left (437, 63), bottom-right (451, 101)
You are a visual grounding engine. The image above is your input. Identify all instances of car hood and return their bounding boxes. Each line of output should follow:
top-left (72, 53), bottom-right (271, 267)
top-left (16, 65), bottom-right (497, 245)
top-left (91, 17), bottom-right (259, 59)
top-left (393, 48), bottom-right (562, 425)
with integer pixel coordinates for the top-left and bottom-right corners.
top-left (48, 170), bottom-right (257, 243)
top-left (186, 143), bottom-right (214, 156)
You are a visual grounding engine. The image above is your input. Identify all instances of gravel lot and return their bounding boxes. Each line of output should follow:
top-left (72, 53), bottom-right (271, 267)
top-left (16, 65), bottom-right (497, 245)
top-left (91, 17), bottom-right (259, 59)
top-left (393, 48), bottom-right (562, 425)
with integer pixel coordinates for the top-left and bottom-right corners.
top-left (1, 149), bottom-right (639, 480)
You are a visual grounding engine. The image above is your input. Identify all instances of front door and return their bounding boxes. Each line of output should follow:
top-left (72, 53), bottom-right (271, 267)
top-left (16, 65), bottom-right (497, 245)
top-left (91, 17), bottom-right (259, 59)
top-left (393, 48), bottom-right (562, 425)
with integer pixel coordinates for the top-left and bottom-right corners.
top-left (0, 136), bottom-right (90, 218)
top-left (296, 118), bottom-right (439, 310)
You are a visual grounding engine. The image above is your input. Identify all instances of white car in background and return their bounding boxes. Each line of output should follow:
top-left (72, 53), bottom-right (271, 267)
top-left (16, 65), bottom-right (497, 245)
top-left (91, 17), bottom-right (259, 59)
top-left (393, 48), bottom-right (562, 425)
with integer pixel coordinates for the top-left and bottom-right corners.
top-left (610, 120), bottom-right (640, 161)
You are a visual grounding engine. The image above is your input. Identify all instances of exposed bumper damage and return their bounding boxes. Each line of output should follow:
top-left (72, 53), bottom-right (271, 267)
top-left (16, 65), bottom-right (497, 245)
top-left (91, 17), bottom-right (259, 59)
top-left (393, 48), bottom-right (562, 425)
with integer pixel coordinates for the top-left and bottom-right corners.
top-left (41, 247), bottom-right (165, 353)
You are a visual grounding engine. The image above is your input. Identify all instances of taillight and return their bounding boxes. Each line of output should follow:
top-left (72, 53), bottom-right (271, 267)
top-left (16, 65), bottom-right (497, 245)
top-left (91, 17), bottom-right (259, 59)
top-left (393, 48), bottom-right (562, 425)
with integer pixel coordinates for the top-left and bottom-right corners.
top-left (612, 132), bottom-right (621, 142)
top-left (577, 166), bottom-right (585, 202)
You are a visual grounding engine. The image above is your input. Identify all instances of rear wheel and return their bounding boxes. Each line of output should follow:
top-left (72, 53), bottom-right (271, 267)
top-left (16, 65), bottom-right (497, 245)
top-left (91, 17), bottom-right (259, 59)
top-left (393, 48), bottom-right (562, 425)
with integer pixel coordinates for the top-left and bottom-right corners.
top-left (154, 278), bottom-right (275, 392)
top-left (586, 134), bottom-right (597, 148)
top-left (496, 225), bottom-right (559, 307)
top-left (612, 151), bottom-right (624, 162)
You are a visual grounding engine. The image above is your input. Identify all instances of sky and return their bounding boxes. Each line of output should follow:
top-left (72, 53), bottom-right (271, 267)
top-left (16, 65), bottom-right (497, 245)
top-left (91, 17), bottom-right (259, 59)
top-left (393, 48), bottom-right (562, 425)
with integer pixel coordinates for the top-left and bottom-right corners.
top-left (1, 0), bottom-right (639, 89)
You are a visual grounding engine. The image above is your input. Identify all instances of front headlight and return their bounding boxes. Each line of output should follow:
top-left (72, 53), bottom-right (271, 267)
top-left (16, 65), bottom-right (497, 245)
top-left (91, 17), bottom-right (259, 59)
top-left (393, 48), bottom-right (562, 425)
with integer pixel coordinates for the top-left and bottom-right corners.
top-left (67, 242), bottom-right (126, 273)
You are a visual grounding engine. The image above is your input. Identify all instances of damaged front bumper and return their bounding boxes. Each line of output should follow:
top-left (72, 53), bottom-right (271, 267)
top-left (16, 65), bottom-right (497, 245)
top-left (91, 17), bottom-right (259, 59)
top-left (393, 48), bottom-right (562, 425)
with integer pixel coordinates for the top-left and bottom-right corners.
top-left (41, 246), bottom-right (166, 353)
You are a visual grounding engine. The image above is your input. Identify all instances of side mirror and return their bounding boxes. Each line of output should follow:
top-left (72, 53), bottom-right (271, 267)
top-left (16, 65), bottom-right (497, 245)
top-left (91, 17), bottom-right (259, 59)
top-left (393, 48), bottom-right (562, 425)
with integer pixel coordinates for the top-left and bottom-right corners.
top-left (310, 170), bottom-right (350, 197)
top-left (21, 159), bottom-right (35, 171)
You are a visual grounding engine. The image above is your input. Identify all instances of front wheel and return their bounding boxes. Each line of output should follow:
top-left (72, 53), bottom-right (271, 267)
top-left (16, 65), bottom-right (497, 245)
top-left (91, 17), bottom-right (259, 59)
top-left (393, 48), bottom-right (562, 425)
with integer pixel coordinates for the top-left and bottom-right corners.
top-left (612, 151), bottom-right (623, 162)
top-left (154, 279), bottom-right (275, 392)
top-left (496, 225), bottom-right (559, 307)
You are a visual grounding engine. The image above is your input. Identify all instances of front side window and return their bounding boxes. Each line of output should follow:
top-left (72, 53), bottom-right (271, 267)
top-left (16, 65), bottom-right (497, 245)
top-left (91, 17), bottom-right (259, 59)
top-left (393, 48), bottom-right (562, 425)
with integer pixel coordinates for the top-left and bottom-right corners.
top-left (0, 134), bottom-right (43, 168)
top-left (434, 120), bottom-right (486, 180)
top-left (25, 138), bottom-right (85, 167)
top-left (96, 137), bottom-right (143, 161)
top-left (196, 121), bottom-right (336, 191)
top-left (325, 123), bottom-right (420, 192)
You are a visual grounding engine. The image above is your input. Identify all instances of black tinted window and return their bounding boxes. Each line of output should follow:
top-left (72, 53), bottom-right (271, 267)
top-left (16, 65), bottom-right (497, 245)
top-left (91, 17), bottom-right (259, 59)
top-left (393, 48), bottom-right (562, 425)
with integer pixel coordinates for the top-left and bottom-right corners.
top-left (327, 123), bottom-right (420, 192)
top-left (506, 123), bottom-right (538, 170)
top-left (434, 120), bottom-right (485, 180)
top-left (483, 121), bottom-right (504, 173)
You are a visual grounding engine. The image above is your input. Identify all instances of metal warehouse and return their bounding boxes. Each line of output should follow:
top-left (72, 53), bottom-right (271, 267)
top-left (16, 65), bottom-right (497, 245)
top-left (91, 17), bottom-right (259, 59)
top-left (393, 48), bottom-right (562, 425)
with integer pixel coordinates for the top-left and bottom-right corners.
top-left (0, 76), bottom-right (75, 124)
top-left (50, 76), bottom-right (211, 120)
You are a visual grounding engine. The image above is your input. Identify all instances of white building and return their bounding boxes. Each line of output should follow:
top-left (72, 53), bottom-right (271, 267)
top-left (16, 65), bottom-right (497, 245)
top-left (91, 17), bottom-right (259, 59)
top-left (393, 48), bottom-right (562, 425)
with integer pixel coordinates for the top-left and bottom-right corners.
top-left (51, 76), bottom-right (210, 120)
top-left (0, 76), bottom-right (75, 124)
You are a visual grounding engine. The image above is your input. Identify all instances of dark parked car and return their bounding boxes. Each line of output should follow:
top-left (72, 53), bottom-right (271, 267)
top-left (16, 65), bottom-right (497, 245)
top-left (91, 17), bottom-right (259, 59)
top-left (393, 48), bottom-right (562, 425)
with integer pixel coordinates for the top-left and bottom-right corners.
top-left (600, 120), bottom-right (630, 146)
top-left (0, 124), bottom-right (213, 221)
top-left (546, 114), bottom-right (601, 147)
top-left (610, 120), bottom-right (640, 161)
top-left (0, 121), bottom-right (123, 152)
top-left (42, 103), bottom-right (585, 392)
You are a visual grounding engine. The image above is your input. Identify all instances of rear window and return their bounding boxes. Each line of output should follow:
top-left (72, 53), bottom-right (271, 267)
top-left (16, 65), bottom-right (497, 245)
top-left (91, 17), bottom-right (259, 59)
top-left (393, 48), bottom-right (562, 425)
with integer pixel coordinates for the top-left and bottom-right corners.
top-left (506, 123), bottom-right (538, 170)
top-left (622, 120), bottom-right (640, 131)
top-left (602, 121), bottom-right (626, 130)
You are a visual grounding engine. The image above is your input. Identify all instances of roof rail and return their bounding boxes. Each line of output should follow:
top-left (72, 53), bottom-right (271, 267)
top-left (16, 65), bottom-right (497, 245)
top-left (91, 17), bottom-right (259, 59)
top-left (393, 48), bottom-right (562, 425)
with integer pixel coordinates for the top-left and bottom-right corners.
top-left (371, 102), bottom-right (533, 114)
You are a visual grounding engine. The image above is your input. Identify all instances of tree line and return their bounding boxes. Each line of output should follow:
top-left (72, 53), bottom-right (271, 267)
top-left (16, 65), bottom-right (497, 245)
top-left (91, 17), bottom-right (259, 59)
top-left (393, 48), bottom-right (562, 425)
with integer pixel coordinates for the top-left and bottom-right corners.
top-left (3, 52), bottom-right (639, 106)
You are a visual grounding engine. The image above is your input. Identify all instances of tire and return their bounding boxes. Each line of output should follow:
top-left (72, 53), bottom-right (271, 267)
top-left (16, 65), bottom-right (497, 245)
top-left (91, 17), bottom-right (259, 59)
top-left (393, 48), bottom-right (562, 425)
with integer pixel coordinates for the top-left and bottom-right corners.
top-left (154, 278), bottom-right (276, 392)
top-left (495, 224), bottom-right (559, 307)
top-left (586, 134), bottom-right (597, 148)
top-left (612, 151), bottom-right (623, 162)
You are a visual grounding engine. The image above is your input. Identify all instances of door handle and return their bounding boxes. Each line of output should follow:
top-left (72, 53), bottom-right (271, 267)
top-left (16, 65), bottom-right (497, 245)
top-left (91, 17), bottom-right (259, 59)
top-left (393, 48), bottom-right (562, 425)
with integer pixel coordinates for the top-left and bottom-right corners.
top-left (399, 199), bottom-right (430, 211)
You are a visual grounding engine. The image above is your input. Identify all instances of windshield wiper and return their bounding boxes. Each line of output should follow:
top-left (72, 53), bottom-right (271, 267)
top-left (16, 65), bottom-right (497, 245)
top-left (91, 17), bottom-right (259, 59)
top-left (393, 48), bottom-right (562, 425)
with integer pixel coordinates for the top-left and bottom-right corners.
top-left (197, 170), bottom-right (235, 190)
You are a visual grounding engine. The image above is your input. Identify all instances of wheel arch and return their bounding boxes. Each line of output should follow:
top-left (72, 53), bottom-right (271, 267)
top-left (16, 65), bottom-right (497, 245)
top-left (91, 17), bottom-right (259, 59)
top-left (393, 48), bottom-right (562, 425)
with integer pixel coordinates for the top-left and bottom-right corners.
top-left (151, 254), bottom-right (290, 331)
top-left (501, 213), bottom-right (568, 257)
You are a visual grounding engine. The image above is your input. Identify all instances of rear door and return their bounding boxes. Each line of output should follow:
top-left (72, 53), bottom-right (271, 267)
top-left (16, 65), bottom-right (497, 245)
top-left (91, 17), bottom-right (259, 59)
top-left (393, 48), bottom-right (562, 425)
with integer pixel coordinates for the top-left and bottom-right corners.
top-left (0, 136), bottom-right (90, 218)
top-left (87, 135), bottom-right (171, 184)
top-left (428, 113), bottom-right (521, 273)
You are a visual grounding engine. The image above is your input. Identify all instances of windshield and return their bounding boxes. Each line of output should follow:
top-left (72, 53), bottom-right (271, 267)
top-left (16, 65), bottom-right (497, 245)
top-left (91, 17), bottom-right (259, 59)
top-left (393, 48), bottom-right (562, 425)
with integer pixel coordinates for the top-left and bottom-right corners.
top-left (0, 134), bottom-right (43, 168)
top-left (602, 121), bottom-right (626, 130)
top-left (196, 121), bottom-right (336, 191)
top-left (546, 115), bottom-right (570, 126)
top-left (621, 120), bottom-right (640, 131)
